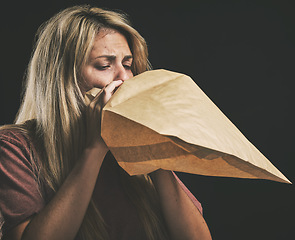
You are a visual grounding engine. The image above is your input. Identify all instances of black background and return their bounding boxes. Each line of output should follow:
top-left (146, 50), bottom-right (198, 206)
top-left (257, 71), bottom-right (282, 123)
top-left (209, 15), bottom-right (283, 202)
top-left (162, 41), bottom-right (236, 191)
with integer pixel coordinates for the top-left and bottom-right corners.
top-left (1, 0), bottom-right (294, 239)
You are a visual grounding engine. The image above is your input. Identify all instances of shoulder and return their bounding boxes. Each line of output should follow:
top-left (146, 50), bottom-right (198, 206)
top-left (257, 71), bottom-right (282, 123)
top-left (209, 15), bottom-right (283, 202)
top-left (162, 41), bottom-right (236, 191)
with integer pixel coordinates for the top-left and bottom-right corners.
top-left (0, 125), bottom-right (30, 144)
top-left (0, 124), bottom-right (37, 172)
top-left (0, 125), bottom-right (32, 154)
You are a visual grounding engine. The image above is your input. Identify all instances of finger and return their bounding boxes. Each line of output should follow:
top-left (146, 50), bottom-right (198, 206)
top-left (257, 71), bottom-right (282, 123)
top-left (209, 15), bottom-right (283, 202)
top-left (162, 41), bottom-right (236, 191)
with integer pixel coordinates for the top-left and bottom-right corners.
top-left (103, 80), bottom-right (123, 104)
top-left (104, 80), bottom-right (123, 93)
top-left (89, 80), bottom-right (123, 109)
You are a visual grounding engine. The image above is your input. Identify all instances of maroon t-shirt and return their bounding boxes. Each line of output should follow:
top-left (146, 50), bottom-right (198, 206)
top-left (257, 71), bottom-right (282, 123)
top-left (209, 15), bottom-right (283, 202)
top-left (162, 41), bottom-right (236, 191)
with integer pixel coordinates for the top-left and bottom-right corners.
top-left (0, 129), bottom-right (45, 238)
top-left (0, 129), bottom-right (202, 239)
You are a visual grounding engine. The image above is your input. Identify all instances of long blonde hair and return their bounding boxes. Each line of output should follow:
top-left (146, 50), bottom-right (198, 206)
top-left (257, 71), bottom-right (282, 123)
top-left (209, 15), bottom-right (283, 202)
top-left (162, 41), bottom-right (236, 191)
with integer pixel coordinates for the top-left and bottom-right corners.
top-left (13, 5), bottom-right (168, 240)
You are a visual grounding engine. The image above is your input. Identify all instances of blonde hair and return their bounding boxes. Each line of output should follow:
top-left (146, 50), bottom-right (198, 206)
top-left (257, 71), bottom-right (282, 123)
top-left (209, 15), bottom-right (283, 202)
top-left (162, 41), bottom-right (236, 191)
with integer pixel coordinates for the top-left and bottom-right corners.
top-left (13, 5), bottom-right (168, 240)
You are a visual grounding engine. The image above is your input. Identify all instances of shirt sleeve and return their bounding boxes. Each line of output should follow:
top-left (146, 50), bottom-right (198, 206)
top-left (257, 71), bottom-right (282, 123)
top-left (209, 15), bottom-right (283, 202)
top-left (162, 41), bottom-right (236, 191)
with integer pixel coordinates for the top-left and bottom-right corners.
top-left (0, 130), bottom-right (45, 236)
top-left (172, 171), bottom-right (203, 214)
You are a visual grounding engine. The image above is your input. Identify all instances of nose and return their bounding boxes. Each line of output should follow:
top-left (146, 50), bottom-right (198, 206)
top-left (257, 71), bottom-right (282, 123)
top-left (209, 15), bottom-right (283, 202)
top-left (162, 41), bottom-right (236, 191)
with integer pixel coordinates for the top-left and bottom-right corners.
top-left (115, 65), bottom-right (133, 82)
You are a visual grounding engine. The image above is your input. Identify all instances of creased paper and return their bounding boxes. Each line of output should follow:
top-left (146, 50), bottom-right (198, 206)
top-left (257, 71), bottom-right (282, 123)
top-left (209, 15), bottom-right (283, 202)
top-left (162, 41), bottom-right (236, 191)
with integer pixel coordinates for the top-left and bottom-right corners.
top-left (88, 69), bottom-right (290, 183)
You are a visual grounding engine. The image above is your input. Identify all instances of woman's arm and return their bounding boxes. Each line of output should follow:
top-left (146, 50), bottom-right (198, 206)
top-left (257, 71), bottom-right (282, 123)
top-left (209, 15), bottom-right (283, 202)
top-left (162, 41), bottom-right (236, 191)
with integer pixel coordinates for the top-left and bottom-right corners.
top-left (5, 81), bottom-right (123, 240)
top-left (150, 169), bottom-right (212, 240)
top-left (5, 141), bottom-right (107, 240)
top-left (18, 141), bottom-right (107, 240)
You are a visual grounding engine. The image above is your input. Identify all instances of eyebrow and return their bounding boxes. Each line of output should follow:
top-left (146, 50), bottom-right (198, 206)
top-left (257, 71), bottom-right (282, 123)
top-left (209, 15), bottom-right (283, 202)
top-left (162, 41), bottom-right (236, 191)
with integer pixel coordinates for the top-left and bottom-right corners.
top-left (94, 55), bottom-right (133, 61)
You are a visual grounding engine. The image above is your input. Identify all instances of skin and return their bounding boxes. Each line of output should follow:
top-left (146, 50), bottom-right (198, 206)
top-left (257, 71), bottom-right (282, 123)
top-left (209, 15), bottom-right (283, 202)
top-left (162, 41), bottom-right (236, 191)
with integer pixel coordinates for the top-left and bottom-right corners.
top-left (6, 30), bottom-right (212, 240)
top-left (150, 170), bottom-right (212, 240)
top-left (80, 29), bottom-right (133, 97)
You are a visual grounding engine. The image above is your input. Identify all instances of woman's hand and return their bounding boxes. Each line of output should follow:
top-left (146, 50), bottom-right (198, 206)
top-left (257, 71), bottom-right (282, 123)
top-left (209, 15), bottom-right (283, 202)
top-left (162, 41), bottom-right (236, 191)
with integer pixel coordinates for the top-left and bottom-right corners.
top-left (85, 80), bottom-right (123, 149)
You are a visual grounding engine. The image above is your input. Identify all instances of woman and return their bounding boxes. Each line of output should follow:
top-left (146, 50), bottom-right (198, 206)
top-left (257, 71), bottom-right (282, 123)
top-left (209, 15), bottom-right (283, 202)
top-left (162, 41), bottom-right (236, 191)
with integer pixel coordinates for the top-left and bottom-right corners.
top-left (0, 5), bottom-right (212, 240)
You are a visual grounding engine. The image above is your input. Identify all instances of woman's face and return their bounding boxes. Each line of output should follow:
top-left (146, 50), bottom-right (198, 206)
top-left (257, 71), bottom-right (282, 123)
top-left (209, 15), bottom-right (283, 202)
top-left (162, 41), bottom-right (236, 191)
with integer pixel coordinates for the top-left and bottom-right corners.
top-left (80, 29), bottom-right (134, 93)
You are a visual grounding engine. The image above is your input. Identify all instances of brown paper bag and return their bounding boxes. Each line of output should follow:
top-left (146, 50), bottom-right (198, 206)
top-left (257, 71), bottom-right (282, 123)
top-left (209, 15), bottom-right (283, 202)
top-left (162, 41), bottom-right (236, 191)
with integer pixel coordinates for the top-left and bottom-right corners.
top-left (89, 69), bottom-right (290, 183)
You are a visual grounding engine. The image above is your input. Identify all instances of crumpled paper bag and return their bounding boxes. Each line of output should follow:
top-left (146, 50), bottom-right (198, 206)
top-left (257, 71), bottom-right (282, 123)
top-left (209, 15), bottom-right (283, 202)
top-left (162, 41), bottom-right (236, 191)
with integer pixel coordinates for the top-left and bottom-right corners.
top-left (87, 69), bottom-right (290, 183)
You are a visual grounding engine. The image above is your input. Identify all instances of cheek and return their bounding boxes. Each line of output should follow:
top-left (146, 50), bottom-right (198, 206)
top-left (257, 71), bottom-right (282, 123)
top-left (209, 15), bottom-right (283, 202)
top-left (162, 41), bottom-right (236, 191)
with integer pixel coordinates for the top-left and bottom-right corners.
top-left (79, 67), bottom-right (103, 92)
top-left (81, 67), bottom-right (107, 88)
top-left (80, 68), bottom-right (93, 88)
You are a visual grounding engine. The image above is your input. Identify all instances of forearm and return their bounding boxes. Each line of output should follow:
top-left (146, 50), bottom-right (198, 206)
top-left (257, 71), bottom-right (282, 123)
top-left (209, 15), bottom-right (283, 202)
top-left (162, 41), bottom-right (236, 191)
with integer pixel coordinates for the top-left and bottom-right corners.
top-left (150, 169), bottom-right (212, 240)
top-left (21, 143), bottom-right (108, 240)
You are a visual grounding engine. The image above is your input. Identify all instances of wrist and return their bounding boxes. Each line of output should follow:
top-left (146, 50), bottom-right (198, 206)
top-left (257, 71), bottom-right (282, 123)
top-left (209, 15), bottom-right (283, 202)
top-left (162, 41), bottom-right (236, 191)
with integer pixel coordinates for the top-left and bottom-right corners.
top-left (89, 136), bottom-right (108, 151)
top-left (83, 138), bottom-right (108, 164)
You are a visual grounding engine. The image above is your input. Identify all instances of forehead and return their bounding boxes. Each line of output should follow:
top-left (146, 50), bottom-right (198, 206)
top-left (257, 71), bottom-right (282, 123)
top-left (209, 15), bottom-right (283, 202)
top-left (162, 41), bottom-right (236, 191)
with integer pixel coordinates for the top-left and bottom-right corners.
top-left (89, 30), bottom-right (132, 58)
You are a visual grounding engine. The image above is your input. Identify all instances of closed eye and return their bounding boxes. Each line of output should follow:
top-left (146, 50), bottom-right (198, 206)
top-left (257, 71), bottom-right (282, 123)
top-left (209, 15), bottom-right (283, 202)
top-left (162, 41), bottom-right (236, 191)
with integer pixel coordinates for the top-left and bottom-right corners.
top-left (95, 65), bottom-right (110, 70)
top-left (124, 65), bottom-right (132, 70)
